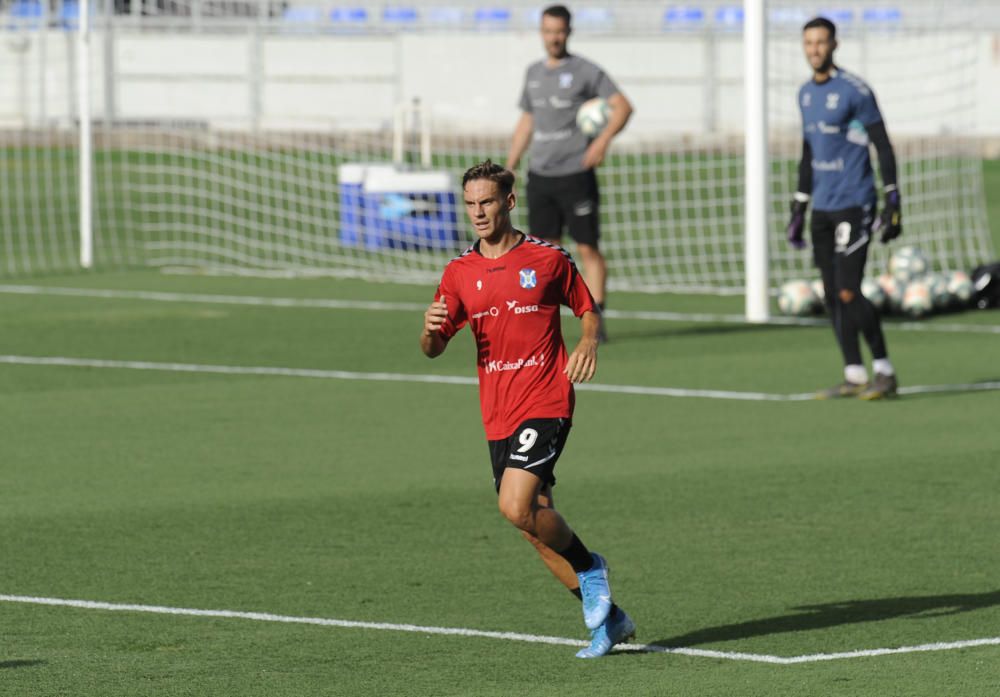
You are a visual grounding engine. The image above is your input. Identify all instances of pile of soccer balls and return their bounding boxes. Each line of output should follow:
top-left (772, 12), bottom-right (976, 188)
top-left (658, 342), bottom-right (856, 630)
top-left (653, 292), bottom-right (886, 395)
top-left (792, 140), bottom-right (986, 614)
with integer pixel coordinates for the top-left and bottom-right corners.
top-left (778, 245), bottom-right (974, 319)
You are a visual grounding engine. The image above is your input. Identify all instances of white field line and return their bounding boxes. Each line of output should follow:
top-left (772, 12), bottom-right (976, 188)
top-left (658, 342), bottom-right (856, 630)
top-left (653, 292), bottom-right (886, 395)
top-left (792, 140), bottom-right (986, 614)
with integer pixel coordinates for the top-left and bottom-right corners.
top-left (1, 354), bottom-right (999, 401)
top-left (1, 284), bottom-right (998, 335)
top-left (0, 354), bottom-right (811, 401)
top-left (1, 594), bottom-right (997, 665)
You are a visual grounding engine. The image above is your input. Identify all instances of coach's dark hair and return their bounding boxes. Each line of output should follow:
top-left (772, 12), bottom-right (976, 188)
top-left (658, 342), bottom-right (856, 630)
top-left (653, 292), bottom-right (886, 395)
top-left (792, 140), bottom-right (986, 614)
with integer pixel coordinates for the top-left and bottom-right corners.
top-left (462, 160), bottom-right (515, 198)
top-left (542, 4), bottom-right (572, 27)
top-left (803, 16), bottom-right (836, 39)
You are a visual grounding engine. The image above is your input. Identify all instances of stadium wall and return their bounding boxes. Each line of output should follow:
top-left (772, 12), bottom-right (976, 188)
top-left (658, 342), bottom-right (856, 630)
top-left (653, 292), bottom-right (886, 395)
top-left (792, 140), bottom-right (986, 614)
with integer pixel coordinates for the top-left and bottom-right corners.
top-left (2, 30), bottom-right (1000, 142)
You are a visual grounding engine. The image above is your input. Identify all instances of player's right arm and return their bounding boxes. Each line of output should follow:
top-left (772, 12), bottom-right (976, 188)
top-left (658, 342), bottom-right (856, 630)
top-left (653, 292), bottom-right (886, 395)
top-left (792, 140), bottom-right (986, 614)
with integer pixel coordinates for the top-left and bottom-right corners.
top-left (786, 138), bottom-right (813, 250)
top-left (506, 111), bottom-right (534, 172)
top-left (420, 295), bottom-right (450, 358)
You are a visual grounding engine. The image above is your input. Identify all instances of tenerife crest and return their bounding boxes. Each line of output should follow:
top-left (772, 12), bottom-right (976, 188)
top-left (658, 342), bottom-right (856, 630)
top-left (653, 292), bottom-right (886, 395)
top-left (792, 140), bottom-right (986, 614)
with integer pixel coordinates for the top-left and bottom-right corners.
top-left (519, 268), bottom-right (537, 289)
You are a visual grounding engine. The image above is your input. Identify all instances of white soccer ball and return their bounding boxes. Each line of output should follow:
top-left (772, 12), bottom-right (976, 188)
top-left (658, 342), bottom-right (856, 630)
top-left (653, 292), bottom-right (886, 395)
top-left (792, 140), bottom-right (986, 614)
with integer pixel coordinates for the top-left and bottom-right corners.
top-left (889, 245), bottom-right (930, 282)
top-left (878, 273), bottom-right (906, 313)
top-left (576, 98), bottom-right (610, 137)
top-left (901, 279), bottom-right (933, 318)
top-left (861, 277), bottom-right (887, 312)
top-left (810, 279), bottom-right (826, 305)
top-left (946, 270), bottom-right (973, 306)
top-left (777, 279), bottom-right (819, 316)
top-left (926, 272), bottom-right (952, 310)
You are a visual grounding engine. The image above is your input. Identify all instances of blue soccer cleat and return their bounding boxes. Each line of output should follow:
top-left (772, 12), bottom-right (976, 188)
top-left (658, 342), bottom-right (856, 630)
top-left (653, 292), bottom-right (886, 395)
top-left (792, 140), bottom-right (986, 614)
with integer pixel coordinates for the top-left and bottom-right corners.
top-left (575, 608), bottom-right (636, 659)
top-left (577, 552), bottom-right (613, 630)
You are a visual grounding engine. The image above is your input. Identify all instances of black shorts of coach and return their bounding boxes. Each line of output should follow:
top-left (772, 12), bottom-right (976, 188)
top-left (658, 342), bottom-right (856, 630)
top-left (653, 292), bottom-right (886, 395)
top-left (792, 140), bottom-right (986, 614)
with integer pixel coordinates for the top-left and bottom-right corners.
top-left (488, 418), bottom-right (572, 493)
top-left (526, 170), bottom-right (601, 247)
top-left (810, 203), bottom-right (876, 294)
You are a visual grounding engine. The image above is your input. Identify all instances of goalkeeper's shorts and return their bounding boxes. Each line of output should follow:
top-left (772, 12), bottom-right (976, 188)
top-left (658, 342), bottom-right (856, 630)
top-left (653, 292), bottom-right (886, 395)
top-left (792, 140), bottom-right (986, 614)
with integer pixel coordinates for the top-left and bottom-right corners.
top-left (811, 203), bottom-right (875, 291)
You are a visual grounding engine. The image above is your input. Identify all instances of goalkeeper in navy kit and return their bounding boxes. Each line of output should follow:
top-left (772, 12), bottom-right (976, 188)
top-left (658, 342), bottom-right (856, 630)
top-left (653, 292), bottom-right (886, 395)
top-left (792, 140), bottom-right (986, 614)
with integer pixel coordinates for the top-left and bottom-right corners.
top-left (786, 16), bottom-right (901, 400)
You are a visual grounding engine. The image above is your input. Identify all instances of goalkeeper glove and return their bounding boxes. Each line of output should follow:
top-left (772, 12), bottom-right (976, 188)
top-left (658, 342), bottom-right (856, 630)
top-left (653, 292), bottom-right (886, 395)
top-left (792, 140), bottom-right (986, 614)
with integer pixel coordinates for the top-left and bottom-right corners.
top-left (786, 193), bottom-right (809, 250)
top-left (874, 187), bottom-right (902, 243)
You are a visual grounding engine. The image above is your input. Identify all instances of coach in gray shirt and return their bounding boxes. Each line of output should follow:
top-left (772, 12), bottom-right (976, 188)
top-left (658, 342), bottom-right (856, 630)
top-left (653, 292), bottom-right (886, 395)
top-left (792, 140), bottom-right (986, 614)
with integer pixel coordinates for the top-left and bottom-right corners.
top-left (507, 4), bottom-right (633, 342)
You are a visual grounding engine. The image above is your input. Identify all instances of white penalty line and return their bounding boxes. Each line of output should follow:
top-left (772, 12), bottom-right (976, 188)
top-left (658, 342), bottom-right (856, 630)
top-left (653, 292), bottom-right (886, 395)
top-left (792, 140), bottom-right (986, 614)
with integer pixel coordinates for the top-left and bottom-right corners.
top-left (1, 354), bottom-right (999, 401)
top-left (1, 284), bottom-right (998, 335)
top-left (2, 594), bottom-right (998, 665)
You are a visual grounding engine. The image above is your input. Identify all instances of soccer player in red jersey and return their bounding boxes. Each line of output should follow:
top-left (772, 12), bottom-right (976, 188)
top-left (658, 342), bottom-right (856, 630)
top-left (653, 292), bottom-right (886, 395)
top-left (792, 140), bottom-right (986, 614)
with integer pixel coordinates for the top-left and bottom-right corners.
top-left (420, 160), bottom-right (634, 658)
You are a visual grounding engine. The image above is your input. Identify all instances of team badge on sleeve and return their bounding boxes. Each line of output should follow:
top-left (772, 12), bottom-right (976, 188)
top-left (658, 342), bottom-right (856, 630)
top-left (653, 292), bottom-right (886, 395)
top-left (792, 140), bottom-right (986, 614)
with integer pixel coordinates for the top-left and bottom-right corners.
top-left (519, 269), bottom-right (537, 289)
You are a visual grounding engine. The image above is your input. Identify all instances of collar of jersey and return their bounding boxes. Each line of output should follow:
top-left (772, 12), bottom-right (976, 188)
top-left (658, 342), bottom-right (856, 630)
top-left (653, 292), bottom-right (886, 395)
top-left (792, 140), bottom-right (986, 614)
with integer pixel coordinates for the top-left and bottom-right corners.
top-left (544, 54), bottom-right (573, 70)
top-left (812, 66), bottom-right (839, 85)
top-left (473, 231), bottom-right (526, 259)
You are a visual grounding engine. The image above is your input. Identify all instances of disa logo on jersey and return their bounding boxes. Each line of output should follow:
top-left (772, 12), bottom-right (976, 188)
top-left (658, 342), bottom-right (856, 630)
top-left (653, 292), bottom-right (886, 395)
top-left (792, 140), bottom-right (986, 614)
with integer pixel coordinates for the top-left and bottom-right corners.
top-left (519, 268), bottom-right (537, 289)
top-left (506, 300), bottom-right (539, 315)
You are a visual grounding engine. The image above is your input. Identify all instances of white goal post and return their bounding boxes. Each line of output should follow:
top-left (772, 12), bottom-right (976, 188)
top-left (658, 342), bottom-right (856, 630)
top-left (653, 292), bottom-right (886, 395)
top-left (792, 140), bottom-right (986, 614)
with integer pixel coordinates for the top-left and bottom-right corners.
top-left (744, 0), bottom-right (769, 322)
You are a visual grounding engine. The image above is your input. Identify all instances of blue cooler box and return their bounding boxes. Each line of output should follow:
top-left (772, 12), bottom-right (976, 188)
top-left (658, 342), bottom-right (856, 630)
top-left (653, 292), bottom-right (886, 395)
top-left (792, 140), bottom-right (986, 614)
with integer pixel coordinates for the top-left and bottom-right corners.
top-left (337, 163), bottom-right (395, 246)
top-left (361, 168), bottom-right (459, 251)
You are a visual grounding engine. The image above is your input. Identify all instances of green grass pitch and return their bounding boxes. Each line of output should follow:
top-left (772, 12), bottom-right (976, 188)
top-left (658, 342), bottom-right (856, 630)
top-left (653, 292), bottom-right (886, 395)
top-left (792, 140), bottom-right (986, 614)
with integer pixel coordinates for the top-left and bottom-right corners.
top-left (0, 159), bottom-right (998, 695)
top-left (1, 251), bottom-right (1000, 695)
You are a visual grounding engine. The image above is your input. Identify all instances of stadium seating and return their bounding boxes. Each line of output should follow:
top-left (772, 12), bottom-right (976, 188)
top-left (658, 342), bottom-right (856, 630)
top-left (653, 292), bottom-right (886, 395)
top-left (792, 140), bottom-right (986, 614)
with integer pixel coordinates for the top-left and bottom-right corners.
top-left (473, 7), bottom-right (511, 28)
top-left (714, 5), bottom-right (744, 29)
top-left (426, 7), bottom-right (462, 27)
top-left (6, 0), bottom-right (42, 29)
top-left (574, 7), bottom-right (613, 29)
top-left (330, 7), bottom-right (366, 22)
top-left (663, 5), bottom-right (705, 28)
top-left (863, 7), bottom-right (902, 24)
top-left (382, 6), bottom-right (417, 24)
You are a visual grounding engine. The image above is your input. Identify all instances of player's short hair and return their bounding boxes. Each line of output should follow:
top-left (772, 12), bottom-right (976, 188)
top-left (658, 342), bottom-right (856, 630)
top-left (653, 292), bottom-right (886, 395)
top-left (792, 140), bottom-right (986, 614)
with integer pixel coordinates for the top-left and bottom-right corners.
top-left (542, 4), bottom-right (572, 27)
top-left (462, 160), bottom-right (515, 198)
top-left (803, 16), bottom-right (836, 40)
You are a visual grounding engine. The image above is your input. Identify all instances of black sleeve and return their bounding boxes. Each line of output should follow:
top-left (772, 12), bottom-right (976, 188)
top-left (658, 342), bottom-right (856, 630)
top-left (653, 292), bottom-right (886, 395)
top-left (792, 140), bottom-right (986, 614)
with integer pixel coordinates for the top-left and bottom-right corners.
top-left (866, 120), bottom-right (897, 191)
top-left (797, 139), bottom-right (813, 195)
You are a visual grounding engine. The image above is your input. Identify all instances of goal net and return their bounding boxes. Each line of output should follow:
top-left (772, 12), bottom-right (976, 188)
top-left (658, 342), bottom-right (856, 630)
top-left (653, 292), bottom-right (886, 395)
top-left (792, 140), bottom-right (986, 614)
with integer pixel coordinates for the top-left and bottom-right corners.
top-left (0, 0), bottom-right (994, 294)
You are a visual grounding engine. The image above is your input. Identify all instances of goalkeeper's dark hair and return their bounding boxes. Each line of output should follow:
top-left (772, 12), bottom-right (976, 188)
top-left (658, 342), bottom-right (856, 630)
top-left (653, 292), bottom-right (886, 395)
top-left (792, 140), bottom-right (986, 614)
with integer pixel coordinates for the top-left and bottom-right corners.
top-left (542, 4), bottom-right (572, 27)
top-left (803, 16), bottom-right (836, 39)
top-left (462, 160), bottom-right (515, 198)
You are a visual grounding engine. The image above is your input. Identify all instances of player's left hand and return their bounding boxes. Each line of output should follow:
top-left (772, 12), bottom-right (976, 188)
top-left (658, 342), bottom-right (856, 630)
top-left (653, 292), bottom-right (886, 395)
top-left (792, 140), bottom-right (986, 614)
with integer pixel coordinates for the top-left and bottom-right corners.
top-left (874, 189), bottom-right (902, 243)
top-left (564, 338), bottom-right (598, 383)
top-left (582, 137), bottom-right (610, 169)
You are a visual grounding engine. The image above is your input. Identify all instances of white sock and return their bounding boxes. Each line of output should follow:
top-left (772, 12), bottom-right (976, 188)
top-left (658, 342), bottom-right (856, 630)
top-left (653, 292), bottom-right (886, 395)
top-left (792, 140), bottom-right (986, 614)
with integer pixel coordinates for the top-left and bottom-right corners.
top-left (844, 364), bottom-right (869, 385)
top-left (872, 358), bottom-right (895, 377)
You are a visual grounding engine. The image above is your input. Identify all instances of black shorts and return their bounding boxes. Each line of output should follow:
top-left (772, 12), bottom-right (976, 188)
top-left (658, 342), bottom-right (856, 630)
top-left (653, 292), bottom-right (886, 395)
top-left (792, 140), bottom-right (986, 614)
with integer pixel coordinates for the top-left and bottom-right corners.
top-left (811, 204), bottom-right (875, 294)
top-left (525, 170), bottom-right (600, 247)
top-left (487, 418), bottom-right (572, 492)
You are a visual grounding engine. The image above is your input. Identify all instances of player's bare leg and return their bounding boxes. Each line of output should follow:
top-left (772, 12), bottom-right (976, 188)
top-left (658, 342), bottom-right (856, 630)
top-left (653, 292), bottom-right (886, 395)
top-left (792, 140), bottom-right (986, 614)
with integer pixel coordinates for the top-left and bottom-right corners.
top-left (575, 243), bottom-right (608, 342)
top-left (518, 484), bottom-right (579, 590)
top-left (498, 468), bottom-right (613, 630)
top-left (498, 469), bottom-right (574, 552)
top-left (574, 243), bottom-right (606, 307)
top-left (505, 475), bottom-right (635, 658)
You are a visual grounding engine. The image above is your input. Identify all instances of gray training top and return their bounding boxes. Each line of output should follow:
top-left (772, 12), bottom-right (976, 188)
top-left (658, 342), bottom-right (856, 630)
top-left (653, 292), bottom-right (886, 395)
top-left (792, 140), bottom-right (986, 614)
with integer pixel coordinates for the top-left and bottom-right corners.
top-left (518, 54), bottom-right (620, 177)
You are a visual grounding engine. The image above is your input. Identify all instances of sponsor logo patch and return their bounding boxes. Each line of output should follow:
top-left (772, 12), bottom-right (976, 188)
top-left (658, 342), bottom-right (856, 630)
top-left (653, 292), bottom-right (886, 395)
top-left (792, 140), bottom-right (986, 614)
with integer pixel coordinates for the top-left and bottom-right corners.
top-left (484, 353), bottom-right (546, 374)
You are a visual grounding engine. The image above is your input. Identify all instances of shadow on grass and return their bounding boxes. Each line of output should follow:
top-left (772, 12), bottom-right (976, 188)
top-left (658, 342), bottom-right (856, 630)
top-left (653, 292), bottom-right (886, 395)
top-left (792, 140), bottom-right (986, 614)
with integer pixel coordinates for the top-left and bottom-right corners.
top-left (648, 590), bottom-right (1000, 649)
top-left (0, 659), bottom-right (46, 669)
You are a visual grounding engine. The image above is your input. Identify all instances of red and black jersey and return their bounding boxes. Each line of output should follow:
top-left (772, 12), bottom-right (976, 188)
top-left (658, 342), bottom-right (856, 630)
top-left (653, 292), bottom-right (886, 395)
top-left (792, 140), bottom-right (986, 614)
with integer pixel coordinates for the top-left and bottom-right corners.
top-left (435, 233), bottom-right (598, 440)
